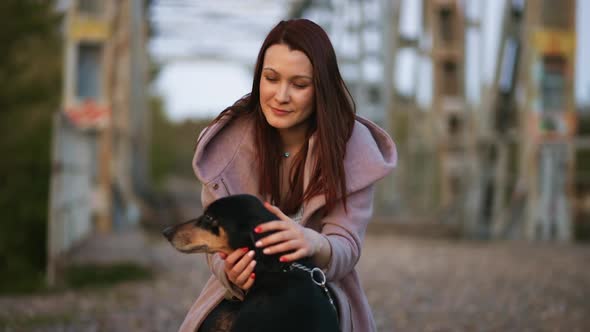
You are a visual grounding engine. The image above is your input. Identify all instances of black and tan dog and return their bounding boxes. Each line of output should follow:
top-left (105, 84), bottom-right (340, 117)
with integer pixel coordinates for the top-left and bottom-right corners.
top-left (162, 194), bottom-right (339, 332)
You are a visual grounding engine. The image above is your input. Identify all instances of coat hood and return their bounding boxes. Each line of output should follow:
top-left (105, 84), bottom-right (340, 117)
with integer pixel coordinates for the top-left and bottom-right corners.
top-left (193, 114), bottom-right (397, 202)
top-left (335, 116), bottom-right (397, 194)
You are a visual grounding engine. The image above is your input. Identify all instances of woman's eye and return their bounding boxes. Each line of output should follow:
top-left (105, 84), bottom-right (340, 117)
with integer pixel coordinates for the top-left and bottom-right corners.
top-left (265, 76), bottom-right (278, 82)
top-left (293, 83), bottom-right (308, 89)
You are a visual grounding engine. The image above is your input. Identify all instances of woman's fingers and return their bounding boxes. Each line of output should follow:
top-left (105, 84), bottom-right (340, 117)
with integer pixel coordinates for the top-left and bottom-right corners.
top-left (254, 220), bottom-right (290, 235)
top-left (225, 247), bottom-right (248, 265)
top-left (254, 223), bottom-right (323, 263)
top-left (261, 239), bottom-right (305, 256)
top-left (241, 271), bottom-right (256, 290)
top-left (278, 248), bottom-right (308, 263)
top-left (254, 203), bottom-right (322, 263)
top-left (224, 247), bottom-right (257, 290)
top-left (263, 202), bottom-right (290, 221)
top-left (255, 225), bottom-right (295, 247)
top-left (234, 259), bottom-right (257, 286)
top-left (231, 250), bottom-right (255, 278)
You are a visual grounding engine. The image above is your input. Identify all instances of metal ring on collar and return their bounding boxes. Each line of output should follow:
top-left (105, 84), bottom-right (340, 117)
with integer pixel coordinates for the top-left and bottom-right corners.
top-left (310, 267), bottom-right (326, 286)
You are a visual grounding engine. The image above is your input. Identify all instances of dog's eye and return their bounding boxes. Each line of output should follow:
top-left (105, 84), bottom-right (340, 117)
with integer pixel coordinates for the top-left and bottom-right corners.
top-left (197, 215), bottom-right (219, 235)
top-left (200, 215), bottom-right (219, 228)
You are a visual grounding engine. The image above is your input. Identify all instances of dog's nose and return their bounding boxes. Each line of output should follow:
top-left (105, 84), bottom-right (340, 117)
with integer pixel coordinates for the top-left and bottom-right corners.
top-left (162, 226), bottom-right (175, 241)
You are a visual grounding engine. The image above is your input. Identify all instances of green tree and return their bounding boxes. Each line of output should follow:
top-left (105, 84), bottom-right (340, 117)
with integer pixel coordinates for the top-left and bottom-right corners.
top-left (0, 1), bottom-right (62, 293)
top-left (150, 94), bottom-right (177, 188)
top-left (150, 94), bottom-right (212, 189)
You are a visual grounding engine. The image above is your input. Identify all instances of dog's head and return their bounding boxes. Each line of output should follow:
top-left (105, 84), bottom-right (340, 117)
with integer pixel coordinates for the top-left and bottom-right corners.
top-left (162, 194), bottom-right (277, 256)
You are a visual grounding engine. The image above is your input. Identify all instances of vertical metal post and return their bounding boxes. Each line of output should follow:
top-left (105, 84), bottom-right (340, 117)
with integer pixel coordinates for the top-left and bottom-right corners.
top-left (522, 0), bottom-right (576, 241)
top-left (377, 0), bottom-right (401, 214)
top-left (46, 113), bottom-right (60, 286)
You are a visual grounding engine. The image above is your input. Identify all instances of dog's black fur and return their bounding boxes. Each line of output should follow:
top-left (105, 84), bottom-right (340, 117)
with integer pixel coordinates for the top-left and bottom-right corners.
top-left (163, 194), bottom-right (339, 332)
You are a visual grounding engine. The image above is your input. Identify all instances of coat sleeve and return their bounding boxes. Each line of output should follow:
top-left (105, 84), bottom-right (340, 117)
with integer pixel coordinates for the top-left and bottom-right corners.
top-left (201, 185), bottom-right (246, 301)
top-left (320, 184), bottom-right (375, 281)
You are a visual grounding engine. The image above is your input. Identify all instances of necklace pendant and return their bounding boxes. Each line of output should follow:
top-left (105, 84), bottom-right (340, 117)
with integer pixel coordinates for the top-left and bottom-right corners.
top-left (283, 152), bottom-right (290, 158)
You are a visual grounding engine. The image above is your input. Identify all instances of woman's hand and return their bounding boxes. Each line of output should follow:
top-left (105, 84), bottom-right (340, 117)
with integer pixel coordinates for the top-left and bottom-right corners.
top-left (254, 202), bottom-right (328, 264)
top-left (220, 247), bottom-right (256, 291)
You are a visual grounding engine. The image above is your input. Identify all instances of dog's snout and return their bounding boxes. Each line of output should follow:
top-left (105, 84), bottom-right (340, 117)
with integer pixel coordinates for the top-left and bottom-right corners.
top-left (162, 226), bottom-right (175, 241)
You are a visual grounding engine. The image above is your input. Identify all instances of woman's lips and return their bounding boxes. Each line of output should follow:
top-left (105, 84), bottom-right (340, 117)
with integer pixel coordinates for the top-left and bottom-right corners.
top-left (271, 107), bottom-right (290, 116)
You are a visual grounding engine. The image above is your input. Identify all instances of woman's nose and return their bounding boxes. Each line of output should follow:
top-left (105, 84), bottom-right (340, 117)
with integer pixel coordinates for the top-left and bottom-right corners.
top-left (274, 83), bottom-right (290, 103)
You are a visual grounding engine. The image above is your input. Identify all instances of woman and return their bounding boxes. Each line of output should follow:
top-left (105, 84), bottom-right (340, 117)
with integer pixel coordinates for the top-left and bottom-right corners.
top-left (180, 19), bottom-right (397, 332)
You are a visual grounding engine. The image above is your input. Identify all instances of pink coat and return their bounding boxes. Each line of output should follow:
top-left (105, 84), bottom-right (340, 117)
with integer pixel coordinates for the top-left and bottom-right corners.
top-left (179, 114), bottom-right (397, 332)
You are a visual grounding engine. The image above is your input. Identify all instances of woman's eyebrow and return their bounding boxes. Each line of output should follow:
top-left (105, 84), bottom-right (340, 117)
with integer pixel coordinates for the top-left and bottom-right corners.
top-left (262, 67), bottom-right (312, 80)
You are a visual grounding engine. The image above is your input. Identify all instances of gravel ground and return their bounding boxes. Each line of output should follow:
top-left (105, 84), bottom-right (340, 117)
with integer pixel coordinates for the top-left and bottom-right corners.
top-left (1, 228), bottom-right (588, 332)
top-left (360, 234), bottom-right (590, 332)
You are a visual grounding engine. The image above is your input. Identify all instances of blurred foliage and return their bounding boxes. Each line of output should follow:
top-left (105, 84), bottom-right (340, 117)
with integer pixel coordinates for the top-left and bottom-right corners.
top-left (575, 215), bottom-right (590, 241)
top-left (578, 111), bottom-right (590, 135)
top-left (63, 262), bottom-right (153, 289)
top-left (150, 94), bottom-right (212, 190)
top-left (0, 1), bottom-right (62, 293)
top-left (0, 261), bottom-right (153, 296)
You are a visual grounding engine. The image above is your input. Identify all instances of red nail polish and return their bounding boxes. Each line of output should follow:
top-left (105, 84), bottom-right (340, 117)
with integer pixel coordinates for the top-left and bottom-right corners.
top-left (254, 227), bottom-right (262, 233)
top-left (279, 257), bottom-right (288, 262)
top-left (241, 247), bottom-right (249, 253)
top-left (250, 273), bottom-right (255, 279)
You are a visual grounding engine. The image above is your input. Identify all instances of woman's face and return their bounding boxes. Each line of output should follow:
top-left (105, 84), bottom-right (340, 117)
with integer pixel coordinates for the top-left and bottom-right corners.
top-left (259, 44), bottom-right (314, 136)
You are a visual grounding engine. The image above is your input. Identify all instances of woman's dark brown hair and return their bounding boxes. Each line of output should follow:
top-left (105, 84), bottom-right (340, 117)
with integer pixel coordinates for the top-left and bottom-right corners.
top-left (197, 19), bottom-right (356, 215)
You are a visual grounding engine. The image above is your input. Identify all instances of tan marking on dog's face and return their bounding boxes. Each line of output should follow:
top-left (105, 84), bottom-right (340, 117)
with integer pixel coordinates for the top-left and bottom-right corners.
top-left (169, 222), bottom-right (232, 256)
